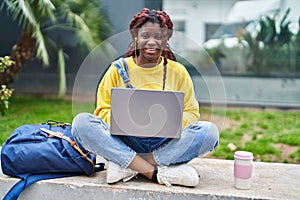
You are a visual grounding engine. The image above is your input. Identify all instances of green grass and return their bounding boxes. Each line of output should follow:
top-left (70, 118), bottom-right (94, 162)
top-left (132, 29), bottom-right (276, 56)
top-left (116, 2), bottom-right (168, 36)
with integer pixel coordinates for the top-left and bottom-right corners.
top-left (1, 95), bottom-right (300, 164)
top-left (0, 95), bottom-right (73, 145)
top-left (205, 108), bottom-right (300, 163)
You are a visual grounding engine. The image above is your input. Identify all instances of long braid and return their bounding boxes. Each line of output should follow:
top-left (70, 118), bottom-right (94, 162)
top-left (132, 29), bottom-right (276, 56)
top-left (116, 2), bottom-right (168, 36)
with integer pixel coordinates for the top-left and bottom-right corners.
top-left (126, 8), bottom-right (176, 90)
top-left (126, 8), bottom-right (150, 58)
top-left (162, 57), bottom-right (167, 90)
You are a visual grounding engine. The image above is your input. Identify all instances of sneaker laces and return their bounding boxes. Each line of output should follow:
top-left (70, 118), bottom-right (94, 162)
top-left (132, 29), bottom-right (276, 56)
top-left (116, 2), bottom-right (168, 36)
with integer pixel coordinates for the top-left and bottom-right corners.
top-left (123, 171), bottom-right (138, 182)
top-left (157, 166), bottom-right (177, 187)
top-left (106, 161), bottom-right (138, 183)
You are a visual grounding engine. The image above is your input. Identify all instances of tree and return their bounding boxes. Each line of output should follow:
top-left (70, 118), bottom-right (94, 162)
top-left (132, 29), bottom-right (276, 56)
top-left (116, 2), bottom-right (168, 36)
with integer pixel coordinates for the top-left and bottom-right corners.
top-left (0, 0), bottom-right (111, 97)
top-left (237, 9), bottom-right (294, 75)
top-left (292, 17), bottom-right (300, 74)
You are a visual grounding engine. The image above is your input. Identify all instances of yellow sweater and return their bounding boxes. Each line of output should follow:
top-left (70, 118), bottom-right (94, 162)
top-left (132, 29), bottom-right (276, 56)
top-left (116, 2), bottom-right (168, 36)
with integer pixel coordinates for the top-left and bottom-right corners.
top-left (94, 56), bottom-right (200, 129)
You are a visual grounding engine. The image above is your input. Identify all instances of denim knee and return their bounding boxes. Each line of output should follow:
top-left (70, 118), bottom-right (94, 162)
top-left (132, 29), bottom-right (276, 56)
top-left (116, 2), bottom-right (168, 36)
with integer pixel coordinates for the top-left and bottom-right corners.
top-left (73, 112), bottom-right (89, 125)
top-left (187, 121), bottom-right (220, 151)
top-left (203, 121), bottom-right (219, 150)
top-left (72, 112), bottom-right (93, 143)
top-left (205, 122), bottom-right (220, 149)
top-left (71, 112), bottom-right (136, 167)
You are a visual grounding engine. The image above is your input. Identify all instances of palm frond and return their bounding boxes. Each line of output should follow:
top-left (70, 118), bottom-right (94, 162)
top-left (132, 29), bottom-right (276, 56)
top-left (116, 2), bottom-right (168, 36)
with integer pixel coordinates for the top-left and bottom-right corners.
top-left (3, 0), bottom-right (36, 30)
top-left (38, 0), bottom-right (55, 11)
top-left (43, 23), bottom-right (76, 32)
top-left (17, 0), bottom-right (36, 26)
top-left (279, 8), bottom-right (290, 27)
top-left (0, 0), bottom-right (13, 10)
top-left (37, 0), bottom-right (56, 23)
top-left (66, 10), bottom-right (95, 49)
top-left (34, 24), bottom-right (50, 66)
top-left (1, 0), bottom-right (111, 97)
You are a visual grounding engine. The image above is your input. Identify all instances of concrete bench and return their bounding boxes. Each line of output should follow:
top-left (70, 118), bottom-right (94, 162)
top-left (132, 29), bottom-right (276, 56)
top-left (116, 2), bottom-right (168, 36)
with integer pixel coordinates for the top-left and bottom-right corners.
top-left (1, 149), bottom-right (299, 200)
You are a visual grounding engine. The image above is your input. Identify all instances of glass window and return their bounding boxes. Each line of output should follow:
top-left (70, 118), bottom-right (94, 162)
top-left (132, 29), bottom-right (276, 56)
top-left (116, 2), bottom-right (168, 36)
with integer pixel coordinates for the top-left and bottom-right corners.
top-left (173, 20), bottom-right (186, 33)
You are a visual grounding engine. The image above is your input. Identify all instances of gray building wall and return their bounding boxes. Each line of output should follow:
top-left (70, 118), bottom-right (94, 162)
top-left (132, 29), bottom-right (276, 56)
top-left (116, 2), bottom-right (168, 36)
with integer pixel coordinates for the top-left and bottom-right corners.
top-left (2, 1), bottom-right (298, 107)
top-left (103, 0), bottom-right (144, 34)
top-left (103, 0), bottom-right (162, 34)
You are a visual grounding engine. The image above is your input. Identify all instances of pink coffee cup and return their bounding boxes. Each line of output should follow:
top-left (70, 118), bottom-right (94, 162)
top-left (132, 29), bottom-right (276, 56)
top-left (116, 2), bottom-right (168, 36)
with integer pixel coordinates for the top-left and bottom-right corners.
top-left (234, 151), bottom-right (253, 189)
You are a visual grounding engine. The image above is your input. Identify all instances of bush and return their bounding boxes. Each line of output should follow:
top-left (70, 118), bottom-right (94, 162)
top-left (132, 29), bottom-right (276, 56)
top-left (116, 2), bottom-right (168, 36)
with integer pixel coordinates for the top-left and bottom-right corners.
top-left (0, 56), bottom-right (14, 115)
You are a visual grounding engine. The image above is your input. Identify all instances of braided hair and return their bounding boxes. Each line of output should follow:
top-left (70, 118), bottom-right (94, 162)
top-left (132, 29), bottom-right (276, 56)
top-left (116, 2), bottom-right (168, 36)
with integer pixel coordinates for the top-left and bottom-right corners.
top-left (125, 8), bottom-right (176, 90)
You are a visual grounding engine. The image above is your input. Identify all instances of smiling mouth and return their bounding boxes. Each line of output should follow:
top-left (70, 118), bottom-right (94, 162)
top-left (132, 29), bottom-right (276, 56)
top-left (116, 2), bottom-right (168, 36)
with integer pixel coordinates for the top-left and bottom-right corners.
top-left (144, 48), bottom-right (160, 54)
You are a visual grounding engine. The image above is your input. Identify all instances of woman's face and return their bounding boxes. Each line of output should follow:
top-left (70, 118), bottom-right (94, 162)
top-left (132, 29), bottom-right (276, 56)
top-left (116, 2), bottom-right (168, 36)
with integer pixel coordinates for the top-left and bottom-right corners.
top-left (136, 21), bottom-right (164, 67)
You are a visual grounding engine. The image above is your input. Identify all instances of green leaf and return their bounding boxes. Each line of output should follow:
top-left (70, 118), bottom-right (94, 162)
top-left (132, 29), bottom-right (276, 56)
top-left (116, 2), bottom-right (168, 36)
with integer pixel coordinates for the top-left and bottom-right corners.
top-left (66, 11), bottom-right (95, 49)
top-left (18, 0), bottom-right (36, 26)
top-left (38, 0), bottom-right (56, 23)
top-left (34, 24), bottom-right (50, 66)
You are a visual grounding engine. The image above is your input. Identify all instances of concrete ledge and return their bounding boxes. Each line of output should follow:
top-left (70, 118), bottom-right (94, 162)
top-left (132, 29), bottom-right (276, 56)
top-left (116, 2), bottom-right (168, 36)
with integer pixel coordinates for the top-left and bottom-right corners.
top-left (1, 155), bottom-right (300, 200)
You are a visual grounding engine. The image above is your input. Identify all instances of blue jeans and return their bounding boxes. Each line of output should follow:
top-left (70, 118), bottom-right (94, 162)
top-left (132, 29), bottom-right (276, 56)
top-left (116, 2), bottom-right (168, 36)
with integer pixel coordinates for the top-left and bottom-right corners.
top-left (72, 112), bottom-right (219, 168)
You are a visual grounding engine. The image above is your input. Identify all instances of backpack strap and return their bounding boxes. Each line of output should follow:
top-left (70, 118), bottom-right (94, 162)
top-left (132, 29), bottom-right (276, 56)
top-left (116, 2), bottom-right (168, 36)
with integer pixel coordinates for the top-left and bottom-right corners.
top-left (40, 128), bottom-right (95, 167)
top-left (1, 122), bottom-right (105, 200)
top-left (113, 58), bottom-right (134, 88)
top-left (2, 163), bottom-right (105, 200)
top-left (2, 173), bottom-right (80, 200)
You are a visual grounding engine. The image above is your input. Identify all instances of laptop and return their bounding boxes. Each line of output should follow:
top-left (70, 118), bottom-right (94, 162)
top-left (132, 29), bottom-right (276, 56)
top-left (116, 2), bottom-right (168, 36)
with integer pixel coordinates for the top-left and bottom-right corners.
top-left (110, 88), bottom-right (184, 138)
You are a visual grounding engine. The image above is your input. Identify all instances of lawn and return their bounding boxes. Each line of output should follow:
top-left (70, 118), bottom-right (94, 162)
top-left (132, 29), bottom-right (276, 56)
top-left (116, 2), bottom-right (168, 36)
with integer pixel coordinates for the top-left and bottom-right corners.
top-left (201, 107), bottom-right (300, 164)
top-left (1, 95), bottom-right (299, 164)
top-left (0, 95), bottom-right (73, 145)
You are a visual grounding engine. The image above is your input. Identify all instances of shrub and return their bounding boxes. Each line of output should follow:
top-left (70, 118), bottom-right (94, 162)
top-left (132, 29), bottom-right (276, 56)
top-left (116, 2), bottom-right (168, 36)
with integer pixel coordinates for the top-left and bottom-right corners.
top-left (0, 56), bottom-right (14, 115)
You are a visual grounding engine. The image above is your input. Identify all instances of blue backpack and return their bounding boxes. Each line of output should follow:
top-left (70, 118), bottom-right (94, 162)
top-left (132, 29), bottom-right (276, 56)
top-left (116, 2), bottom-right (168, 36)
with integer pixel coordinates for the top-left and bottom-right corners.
top-left (1, 121), bottom-right (104, 200)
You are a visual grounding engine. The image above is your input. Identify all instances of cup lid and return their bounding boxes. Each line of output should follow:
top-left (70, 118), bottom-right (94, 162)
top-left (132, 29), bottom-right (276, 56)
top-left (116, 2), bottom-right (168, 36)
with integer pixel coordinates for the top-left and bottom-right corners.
top-left (234, 151), bottom-right (253, 160)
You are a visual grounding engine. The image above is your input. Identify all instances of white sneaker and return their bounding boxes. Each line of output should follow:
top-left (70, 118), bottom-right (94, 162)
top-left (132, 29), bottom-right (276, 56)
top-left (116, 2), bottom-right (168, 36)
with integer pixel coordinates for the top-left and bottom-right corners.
top-left (157, 164), bottom-right (199, 187)
top-left (106, 161), bottom-right (138, 184)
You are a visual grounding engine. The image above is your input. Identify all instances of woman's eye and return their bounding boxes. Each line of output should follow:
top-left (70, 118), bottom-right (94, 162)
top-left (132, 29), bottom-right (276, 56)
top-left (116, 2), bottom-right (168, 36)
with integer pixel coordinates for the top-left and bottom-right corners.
top-left (139, 33), bottom-right (162, 40)
top-left (155, 35), bottom-right (162, 40)
top-left (141, 34), bottom-right (149, 39)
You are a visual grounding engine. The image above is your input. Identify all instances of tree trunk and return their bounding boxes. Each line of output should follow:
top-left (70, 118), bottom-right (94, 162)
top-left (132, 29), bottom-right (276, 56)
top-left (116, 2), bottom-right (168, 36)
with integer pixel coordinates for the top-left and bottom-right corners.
top-left (0, 32), bottom-right (36, 85)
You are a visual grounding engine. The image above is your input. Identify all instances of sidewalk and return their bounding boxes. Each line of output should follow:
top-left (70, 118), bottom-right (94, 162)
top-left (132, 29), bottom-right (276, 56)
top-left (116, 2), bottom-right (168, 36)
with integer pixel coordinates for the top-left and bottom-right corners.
top-left (1, 154), bottom-right (300, 200)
